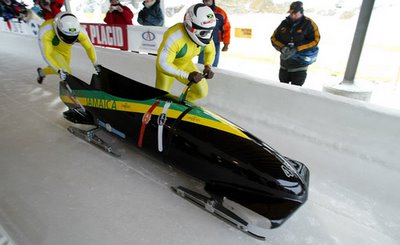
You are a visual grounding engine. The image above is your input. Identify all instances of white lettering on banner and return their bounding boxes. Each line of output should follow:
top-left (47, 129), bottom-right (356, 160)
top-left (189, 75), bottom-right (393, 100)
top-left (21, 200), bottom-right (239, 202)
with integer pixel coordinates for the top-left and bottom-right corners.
top-left (89, 24), bottom-right (124, 47)
top-left (106, 26), bottom-right (123, 46)
top-left (106, 26), bottom-right (113, 45)
top-left (115, 27), bottom-right (123, 46)
top-left (101, 27), bottom-right (107, 44)
top-left (89, 25), bottom-right (97, 43)
top-left (10, 20), bottom-right (23, 33)
top-left (0, 18), bottom-right (43, 36)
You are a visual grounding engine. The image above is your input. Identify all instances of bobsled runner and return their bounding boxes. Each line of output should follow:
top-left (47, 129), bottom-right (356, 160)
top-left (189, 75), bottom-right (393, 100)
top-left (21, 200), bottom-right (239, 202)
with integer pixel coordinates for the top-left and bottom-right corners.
top-left (59, 66), bottom-right (310, 239)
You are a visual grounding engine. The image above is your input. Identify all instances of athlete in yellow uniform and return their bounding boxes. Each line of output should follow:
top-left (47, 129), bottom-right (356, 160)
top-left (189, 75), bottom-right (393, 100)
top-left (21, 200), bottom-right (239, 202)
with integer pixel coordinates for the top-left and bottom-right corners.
top-left (37, 12), bottom-right (99, 84)
top-left (156, 3), bottom-right (216, 101)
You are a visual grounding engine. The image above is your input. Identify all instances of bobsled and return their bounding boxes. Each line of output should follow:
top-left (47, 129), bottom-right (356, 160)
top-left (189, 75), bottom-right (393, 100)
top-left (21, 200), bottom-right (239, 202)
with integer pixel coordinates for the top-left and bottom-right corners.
top-left (59, 66), bottom-right (310, 239)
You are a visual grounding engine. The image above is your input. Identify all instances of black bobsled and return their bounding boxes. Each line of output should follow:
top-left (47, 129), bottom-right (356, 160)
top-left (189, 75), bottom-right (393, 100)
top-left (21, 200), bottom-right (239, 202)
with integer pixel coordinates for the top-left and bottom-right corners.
top-left (59, 66), bottom-right (310, 238)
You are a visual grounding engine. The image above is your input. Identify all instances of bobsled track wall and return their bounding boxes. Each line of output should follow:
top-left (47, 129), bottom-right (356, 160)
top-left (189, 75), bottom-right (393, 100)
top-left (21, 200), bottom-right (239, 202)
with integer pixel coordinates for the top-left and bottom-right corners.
top-left (1, 32), bottom-right (399, 170)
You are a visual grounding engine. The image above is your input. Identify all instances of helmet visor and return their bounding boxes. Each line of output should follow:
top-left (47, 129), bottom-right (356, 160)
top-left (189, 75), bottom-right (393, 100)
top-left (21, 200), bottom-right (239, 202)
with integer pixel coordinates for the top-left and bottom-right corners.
top-left (194, 29), bottom-right (213, 39)
top-left (57, 27), bottom-right (78, 44)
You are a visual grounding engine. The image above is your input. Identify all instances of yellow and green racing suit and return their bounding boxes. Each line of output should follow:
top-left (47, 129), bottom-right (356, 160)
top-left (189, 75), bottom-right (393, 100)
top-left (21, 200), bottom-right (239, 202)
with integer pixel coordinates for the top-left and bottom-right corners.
top-left (156, 23), bottom-right (215, 101)
top-left (38, 20), bottom-right (97, 75)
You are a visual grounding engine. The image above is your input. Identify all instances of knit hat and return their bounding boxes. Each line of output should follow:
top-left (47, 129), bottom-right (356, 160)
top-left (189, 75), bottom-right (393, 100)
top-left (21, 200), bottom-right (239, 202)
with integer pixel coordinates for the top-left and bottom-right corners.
top-left (288, 1), bottom-right (304, 14)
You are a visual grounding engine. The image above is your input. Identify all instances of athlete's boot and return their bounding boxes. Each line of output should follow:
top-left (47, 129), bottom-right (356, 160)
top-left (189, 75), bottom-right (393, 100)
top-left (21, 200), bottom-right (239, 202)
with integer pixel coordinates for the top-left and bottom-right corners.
top-left (37, 68), bottom-right (45, 84)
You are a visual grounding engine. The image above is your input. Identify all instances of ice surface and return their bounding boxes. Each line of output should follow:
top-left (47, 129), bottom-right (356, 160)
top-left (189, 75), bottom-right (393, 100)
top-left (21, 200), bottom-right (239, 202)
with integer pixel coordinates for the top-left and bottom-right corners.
top-left (0, 36), bottom-right (399, 245)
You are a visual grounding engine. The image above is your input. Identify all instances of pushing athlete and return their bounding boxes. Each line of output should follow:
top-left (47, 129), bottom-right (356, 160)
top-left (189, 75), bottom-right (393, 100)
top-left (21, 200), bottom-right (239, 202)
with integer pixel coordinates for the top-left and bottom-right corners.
top-left (36, 12), bottom-right (100, 84)
top-left (155, 3), bottom-right (216, 101)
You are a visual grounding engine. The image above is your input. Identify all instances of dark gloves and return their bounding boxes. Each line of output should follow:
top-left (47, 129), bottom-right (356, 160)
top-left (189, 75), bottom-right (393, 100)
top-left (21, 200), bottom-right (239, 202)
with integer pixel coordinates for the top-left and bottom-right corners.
top-left (188, 66), bottom-right (214, 83)
top-left (138, 10), bottom-right (148, 19)
top-left (203, 65), bottom-right (214, 79)
top-left (281, 47), bottom-right (290, 54)
top-left (58, 69), bottom-right (68, 81)
top-left (188, 71), bottom-right (203, 83)
top-left (93, 63), bottom-right (101, 73)
top-left (221, 43), bottom-right (229, 51)
top-left (280, 46), bottom-right (297, 60)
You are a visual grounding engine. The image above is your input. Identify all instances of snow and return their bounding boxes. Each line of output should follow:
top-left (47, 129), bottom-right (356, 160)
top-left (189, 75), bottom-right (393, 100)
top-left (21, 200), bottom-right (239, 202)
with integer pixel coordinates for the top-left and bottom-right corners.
top-left (1, 32), bottom-right (400, 245)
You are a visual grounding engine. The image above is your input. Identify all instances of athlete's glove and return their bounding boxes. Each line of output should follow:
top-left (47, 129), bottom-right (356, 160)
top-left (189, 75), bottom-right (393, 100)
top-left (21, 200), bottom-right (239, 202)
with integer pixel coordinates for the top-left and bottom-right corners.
top-left (188, 71), bottom-right (203, 83)
top-left (93, 63), bottom-right (101, 73)
top-left (203, 65), bottom-right (214, 79)
top-left (58, 69), bottom-right (68, 81)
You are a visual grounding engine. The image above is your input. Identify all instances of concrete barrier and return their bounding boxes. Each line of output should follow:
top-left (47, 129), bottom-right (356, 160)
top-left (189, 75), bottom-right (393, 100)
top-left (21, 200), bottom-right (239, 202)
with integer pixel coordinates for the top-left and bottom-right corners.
top-left (1, 32), bottom-right (399, 170)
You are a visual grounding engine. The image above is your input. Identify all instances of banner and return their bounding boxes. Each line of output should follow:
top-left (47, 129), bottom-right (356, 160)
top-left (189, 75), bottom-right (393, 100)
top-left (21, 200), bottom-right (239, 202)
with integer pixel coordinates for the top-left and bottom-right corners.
top-left (0, 17), bottom-right (42, 36)
top-left (82, 23), bottom-right (129, 50)
top-left (0, 20), bottom-right (166, 53)
top-left (127, 26), bottom-right (167, 54)
top-left (234, 28), bottom-right (252, 39)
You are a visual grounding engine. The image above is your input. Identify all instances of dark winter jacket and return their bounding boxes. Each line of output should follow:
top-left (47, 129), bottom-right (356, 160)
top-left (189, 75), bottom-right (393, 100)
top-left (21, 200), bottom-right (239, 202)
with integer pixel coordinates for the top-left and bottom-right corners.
top-left (271, 15), bottom-right (320, 69)
top-left (0, 1), bottom-right (17, 21)
top-left (0, 0), bottom-right (26, 21)
top-left (137, 0), bottom-right (164, 26)
top-left (208, 1), bottom-right (230, 45)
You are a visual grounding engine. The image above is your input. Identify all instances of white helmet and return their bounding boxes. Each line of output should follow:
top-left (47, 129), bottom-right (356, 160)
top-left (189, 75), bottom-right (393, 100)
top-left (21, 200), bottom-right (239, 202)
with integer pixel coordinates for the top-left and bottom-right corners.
top-left (53, 12), bottom-right (81, 44)
top-left (184, 4), bottom-right (216, 46)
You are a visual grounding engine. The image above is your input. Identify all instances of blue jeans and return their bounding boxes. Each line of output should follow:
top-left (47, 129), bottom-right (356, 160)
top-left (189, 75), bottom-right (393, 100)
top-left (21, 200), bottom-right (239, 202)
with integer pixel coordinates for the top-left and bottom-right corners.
top-left (198, 43), bottom-right (220, 67)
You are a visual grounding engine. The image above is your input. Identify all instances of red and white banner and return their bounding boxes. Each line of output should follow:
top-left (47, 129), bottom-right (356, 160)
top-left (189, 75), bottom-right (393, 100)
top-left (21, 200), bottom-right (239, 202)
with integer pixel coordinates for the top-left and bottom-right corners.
top-left (1, 20), bottom-right (166, 53)
top-left (82, 23), bottom-right (129, 50)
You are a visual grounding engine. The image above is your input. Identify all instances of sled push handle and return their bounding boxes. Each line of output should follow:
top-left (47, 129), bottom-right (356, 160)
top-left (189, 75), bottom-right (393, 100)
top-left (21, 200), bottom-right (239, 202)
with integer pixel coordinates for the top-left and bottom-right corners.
top-left (179, 81), bottom-right (194, 102)
top-left (179, 74), bottom-right (206, 102)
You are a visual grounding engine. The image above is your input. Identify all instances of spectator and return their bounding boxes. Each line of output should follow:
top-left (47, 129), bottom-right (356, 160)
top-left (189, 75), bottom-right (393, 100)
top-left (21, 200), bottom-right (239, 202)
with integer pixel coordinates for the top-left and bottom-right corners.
top-left (36, 12), bottom-right (100, 84)
top-left (0, 0), bottom-right (28, 22)
top-left (31, 0), bottom-right (42, 16)
top-left (198, 0), bottom-right (231, 67)
top-left (271, 1), bottom-right (320, 86)
top-left (39, 0), bottom-right (64, 21)
top-left (0, 0), bottom-right (18, 21)
top-left (137, 0), bottom-right (163, 26)
top-left (156, 3), bottom-right (216, 101)
top-left (104, 0), bottom-right (133, 25)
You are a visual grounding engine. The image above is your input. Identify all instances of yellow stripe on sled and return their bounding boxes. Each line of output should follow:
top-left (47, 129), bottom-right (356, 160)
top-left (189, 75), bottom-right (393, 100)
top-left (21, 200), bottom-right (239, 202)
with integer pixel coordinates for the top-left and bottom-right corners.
top-left (60, 95), bottom-right (250, 140)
